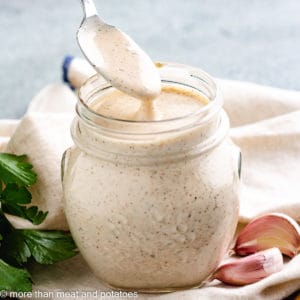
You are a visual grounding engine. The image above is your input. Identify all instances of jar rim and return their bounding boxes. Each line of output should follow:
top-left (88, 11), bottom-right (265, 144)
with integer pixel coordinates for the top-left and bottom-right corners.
top-left (76, 62), bottom-right (223, 131)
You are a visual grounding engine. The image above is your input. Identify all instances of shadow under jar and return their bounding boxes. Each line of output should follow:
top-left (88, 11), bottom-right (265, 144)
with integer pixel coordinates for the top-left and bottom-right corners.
top-left (61, 63), bottom-right (241, 292)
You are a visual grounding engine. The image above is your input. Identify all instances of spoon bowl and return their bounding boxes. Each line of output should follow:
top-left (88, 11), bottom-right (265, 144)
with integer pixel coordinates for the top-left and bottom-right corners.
top-left (77, 0), bottom-right (161, 100)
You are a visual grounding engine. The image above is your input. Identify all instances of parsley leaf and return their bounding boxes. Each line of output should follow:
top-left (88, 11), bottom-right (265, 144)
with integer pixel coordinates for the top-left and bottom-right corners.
top-left (0, 231), bottom-right (31, 266)
top-left (0, 229), bottom-right (77, 266)
top-left (0, 183), bottom-right (48, 225)
top-left (0, 153), bottom-right (78, 292)
top-left (0, 259), bottom-right (32, 292)
top-left (0, 154), bottom-right (37, 186)
top-left (21, 230), bottom-right (78, 264)
top-left (1, 183), bottom-right (32, 204)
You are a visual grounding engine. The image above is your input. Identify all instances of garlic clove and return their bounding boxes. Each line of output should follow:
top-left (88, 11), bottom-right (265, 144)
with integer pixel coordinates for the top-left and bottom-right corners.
top-left (234, 213), bottom-right (300, 257)
top-left (212, 247), bottom-right (283, 286)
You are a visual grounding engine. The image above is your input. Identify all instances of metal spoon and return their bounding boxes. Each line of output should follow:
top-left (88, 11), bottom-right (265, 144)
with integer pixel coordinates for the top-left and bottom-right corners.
top-left (77, 0), bottom-right (161, 100)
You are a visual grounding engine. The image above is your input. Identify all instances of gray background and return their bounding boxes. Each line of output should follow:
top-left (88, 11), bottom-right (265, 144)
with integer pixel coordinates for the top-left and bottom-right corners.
top-left (1, 0), bottom-right (300, 119)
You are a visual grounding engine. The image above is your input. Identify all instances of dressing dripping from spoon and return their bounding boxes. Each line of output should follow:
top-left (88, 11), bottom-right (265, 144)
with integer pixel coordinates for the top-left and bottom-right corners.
top-left (77, 0), bottom-right (161, 120)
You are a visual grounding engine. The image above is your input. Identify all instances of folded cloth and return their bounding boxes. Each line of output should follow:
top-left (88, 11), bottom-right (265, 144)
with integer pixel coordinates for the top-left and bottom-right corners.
top-left (3, 84), bottom-right (76, 230)
top-left (221, 80), bottom-right (300, 223)
top-left (0, 80), bottom-right (300, 299)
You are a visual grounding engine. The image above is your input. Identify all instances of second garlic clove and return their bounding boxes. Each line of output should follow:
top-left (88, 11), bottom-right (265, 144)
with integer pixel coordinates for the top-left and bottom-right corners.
top-left (212, 247), bottom-right (283, 286)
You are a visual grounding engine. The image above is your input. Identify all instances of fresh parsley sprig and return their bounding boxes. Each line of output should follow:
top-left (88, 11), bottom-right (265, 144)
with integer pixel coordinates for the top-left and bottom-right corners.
top-left (0, 154), bottom-right (47, 225)
top-left (0, 153), bottom-right (77, 292)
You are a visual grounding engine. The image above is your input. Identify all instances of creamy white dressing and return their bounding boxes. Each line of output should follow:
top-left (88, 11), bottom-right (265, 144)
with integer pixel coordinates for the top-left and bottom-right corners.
top-left (63, 81), bottom-right (240, 290)
top-left (63, 114), bottom-right (240, 290)
top-left (77, 15), bottom-right (161, 101)
top-left (70, 9), bottom-right (240, 290)
top-left (90, 85), bottom-right (209, 121)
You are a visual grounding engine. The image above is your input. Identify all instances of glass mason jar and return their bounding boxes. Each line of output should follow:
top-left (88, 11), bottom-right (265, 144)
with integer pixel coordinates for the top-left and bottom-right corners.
top-left (62, 62), bottom-right (241, 292)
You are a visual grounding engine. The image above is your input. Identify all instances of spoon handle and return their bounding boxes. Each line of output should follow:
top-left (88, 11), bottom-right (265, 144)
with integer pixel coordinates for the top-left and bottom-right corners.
top-left (80, 0), bottom-right (98, 18)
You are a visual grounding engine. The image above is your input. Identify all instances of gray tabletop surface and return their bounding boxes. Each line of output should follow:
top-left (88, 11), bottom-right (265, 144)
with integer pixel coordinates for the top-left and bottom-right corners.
top-left (1, 0), bottom-right (300, 119)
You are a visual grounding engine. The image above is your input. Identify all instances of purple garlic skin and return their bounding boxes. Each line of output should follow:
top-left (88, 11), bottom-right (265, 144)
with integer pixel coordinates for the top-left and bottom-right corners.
top-left (213, 247), bottom-right (283, 286)
top-left (234, 213), bottom-right (300, 258)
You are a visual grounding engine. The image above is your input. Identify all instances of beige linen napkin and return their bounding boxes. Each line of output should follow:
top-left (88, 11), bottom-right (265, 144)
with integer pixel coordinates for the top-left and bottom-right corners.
top-left (0, 80), bottom-right (300, 299)
top-left (2, 85), bottom-right (76, 230)
top-left (222, 80), bottom-right (300, 223)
